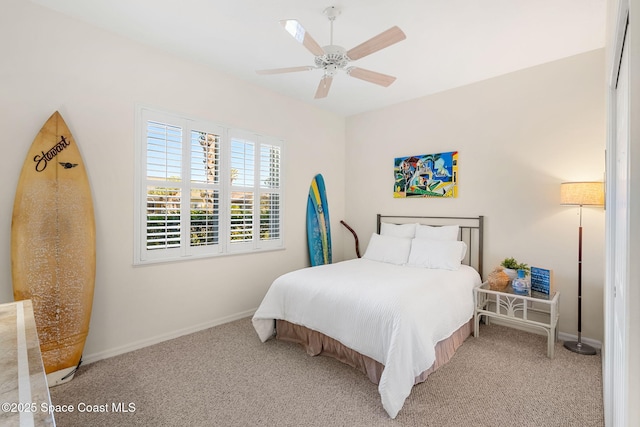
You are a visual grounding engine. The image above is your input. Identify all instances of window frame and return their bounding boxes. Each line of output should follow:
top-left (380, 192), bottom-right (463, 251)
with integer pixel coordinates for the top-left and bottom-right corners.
top-left (134, 106), bottom-right (285, 265)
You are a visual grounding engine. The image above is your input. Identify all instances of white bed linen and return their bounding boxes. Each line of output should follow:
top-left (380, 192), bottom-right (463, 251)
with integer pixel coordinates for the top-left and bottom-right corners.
top-left (252, 258), bottom-right (482, 418)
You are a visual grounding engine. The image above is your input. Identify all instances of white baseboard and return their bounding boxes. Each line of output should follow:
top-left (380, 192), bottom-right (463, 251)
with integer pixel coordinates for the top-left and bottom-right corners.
top-left (485, 318), bottom-right (602, 349)
top-left (81, 308), bottom-right (257, 365)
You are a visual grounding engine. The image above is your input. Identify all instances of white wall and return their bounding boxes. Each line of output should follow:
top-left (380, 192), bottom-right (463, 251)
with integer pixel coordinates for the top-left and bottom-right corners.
top-left (344, 49), bottom-right (606, 342)
top-left (0, 0), bottom-right (346, 361)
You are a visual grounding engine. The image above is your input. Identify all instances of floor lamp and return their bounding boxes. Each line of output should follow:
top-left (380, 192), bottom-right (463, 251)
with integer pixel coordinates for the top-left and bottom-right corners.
top-left (560, 181), bottom-right (604, 355)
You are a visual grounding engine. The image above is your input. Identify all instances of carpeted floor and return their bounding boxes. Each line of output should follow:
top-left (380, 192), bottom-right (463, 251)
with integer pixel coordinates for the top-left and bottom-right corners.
top-left (49, 317), bottom-right (604, 426)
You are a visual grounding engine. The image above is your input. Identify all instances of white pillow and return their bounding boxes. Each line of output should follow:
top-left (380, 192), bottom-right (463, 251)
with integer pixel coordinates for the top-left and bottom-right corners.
top-left (406, 239), bottom-right (467, 270)
top-left (363, 233), bottom-right (412, 265)
top-left (415, 224), bottom-right (459, 241)
top-left (380, 222), bottom-right (416, 239)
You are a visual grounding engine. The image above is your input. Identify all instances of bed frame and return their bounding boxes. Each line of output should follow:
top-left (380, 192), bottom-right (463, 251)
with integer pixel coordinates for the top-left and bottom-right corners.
top-left (376, 214), bottom-right (484, 279)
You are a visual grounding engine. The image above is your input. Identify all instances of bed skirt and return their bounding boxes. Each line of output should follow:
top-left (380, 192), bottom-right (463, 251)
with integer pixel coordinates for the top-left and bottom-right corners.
top-left (275, 318), bottom-right (473, 385)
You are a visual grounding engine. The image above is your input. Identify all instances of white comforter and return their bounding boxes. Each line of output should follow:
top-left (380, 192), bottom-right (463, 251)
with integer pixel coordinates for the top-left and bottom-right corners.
top-left (252, 258), bottom-right (482, 418)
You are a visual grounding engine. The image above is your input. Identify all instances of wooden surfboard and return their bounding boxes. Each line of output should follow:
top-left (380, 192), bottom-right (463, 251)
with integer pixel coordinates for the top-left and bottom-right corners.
top-left (306, 174), bottom-right (332, 266)
top-left (11, 111), bottom-right (96, 387)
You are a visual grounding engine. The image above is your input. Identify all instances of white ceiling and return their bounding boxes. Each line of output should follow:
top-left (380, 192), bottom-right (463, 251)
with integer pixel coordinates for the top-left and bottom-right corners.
top-left (30, 0), bottom-right (607, 117)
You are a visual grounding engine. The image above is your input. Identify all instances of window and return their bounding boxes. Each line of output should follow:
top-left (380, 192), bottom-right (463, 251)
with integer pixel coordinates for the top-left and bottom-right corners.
top-left (135, 107), bottom-right (284, 264)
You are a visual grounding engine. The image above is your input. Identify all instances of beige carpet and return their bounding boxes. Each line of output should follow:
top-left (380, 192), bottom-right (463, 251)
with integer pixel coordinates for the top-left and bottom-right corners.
top-left (49, 317), bottom-right (604, 427)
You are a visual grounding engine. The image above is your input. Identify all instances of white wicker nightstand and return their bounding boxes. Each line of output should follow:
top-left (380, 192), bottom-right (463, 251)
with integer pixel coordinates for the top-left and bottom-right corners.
top-left (473, 282), bottom-right (560, 358)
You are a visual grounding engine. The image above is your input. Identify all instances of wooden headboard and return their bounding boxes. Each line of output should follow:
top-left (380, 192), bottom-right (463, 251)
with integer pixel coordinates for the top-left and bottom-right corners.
top-left (376, 214), bottom-right (484, 278)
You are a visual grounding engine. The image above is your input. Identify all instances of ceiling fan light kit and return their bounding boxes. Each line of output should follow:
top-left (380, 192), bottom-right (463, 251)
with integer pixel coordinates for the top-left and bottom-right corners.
top-left (257, 5), bottom-right (406, 99)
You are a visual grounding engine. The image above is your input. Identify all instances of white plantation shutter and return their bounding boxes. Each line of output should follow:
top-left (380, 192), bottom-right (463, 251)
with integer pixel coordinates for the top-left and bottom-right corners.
top-left (147, 121), bottom-right (182, 179)
top-left (189, 129), bottom-right (221, 252)
top-left (228, 132), bottom-right (284, 252)
top-left (229, 134), bottom-right (255, 248)
top-left (230, 137), bottom-right (255, 187)
top-left (135, 107), bottom-right (284, 264)
top-left (259, 144), bottom-right (281, 242)
top-left (146, 186), bottom-right (181, 250)
top-left (145, 120), bottom-right (182, 256)
top-left (230, 192), bottom-right (254, 242)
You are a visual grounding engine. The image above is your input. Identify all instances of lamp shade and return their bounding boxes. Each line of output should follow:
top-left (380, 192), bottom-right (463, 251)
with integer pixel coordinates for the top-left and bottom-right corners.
top-left (560, 181), bottom-right (604, 206)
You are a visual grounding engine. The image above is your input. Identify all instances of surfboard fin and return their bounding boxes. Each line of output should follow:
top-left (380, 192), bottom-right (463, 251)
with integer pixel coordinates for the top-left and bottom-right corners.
top-left (60, 357), bottom-right (83, 381)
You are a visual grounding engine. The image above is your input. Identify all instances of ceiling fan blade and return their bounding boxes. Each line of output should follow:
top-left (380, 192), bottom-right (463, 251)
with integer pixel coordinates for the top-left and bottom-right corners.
top-left (346, 26), bottom-right (406, 61)
top-left (314, 76), bottom-right (333, 99)
top-left (347, 67), bottom-right (396, 87)
top-left (279, 19), bottom-right (325, 57)
top-left (256, 66), bottom-right (314, 75)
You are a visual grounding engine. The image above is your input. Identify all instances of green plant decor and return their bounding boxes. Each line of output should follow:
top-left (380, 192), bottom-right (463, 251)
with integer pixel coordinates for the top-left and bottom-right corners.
top-left (500, 257), bottom-right (530, 276)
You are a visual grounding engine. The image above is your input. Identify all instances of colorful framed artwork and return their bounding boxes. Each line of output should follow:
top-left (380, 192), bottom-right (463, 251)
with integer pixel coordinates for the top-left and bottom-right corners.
top-left (394, 151), bottom-right (458, 198)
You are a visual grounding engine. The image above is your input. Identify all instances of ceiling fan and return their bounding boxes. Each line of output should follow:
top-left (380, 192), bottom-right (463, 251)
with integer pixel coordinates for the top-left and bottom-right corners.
top-left (256, 6), bottom-right (406, 99)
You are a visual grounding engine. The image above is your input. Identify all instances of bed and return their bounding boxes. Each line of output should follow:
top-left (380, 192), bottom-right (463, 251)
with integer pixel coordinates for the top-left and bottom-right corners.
top-left (252, 214), bottom-right (484, 418)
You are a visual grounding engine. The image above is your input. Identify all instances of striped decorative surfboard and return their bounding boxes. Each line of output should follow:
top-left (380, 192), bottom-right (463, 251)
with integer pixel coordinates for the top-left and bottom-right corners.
top-left (306, 174), bottom-right (332, 266)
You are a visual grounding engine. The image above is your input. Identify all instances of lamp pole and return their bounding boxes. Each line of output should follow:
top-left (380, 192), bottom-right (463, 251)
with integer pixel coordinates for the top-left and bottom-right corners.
top-left (563, 204), bottom-right (596, 355)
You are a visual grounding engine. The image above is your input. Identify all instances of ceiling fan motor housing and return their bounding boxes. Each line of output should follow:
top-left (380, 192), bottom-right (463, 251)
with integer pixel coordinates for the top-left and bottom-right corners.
top-left (315, 45), bottom-right (350, 74)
